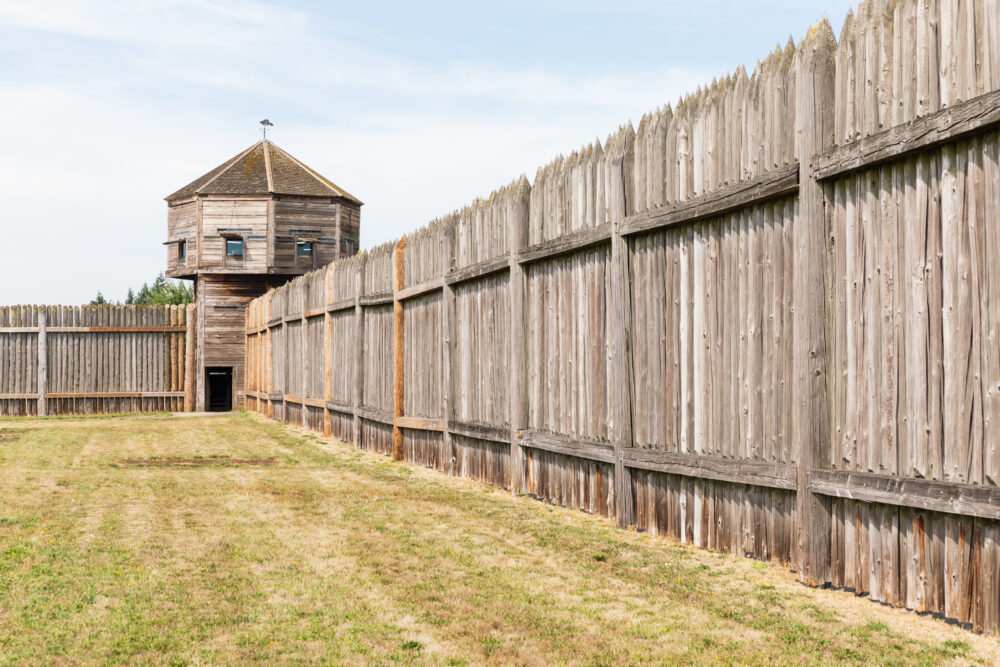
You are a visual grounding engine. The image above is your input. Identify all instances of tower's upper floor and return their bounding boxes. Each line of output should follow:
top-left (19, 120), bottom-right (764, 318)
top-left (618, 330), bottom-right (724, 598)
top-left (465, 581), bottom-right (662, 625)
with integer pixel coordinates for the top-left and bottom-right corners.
top-left (164, 141), bottom-right (362, 278)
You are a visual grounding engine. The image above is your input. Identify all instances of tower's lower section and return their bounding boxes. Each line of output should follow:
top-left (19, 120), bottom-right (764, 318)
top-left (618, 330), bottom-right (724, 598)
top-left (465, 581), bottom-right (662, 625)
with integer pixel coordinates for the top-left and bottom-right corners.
top-left (194, 274), bottom-right (291, 411)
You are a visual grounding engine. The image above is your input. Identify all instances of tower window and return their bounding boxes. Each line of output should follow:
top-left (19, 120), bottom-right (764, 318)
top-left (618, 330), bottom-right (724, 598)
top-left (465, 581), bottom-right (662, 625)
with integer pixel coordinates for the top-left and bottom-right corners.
top-left (225, 238), bottom-right (244, 257)
top-left (177, 240), bottom-right (187, 261)
top-left (296, 240), bottom-right (313, 257)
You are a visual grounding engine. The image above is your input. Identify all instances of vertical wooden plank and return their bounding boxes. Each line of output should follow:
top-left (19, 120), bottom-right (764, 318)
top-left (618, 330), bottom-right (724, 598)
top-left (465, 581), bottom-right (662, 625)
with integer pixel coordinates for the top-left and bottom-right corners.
top-left (509, 176), bottom-right (530, 492)
top-left (393, 237), bottom-right (407, 461)
top-left (609, 126), bottom-right (636, 527)
top-left (353, 258), bottom-right (364, 444)
top-left (324, 265), bottom-right (334, 436)
top-left (942, 142), bottom-right (977, 483)
top-left (794, 22), bottom-right (835, 586)
top-left (37, 309), bottom-right (46, 417)
top-left (280, 319), bottom-right (288, 419)
top-left (185, 303), bottom-right (196, 412)
top-left (879, 163), bottom-right (898, 475)
top-left (441, 221), bottom-right (455, 475)
top-left (984, 134), bottom-right (1000, 485)
top-left (195, 276), bottom-right (205, 412)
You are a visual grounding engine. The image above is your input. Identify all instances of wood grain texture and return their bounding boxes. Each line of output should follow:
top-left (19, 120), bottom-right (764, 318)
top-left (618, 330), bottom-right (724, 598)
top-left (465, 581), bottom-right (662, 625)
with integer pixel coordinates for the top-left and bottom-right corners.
top-left (793, 21), bottom-right (835, 587)
top-left (812, 469), bottom-right (1000, 520)
top-left (239, 2), bottom-right (1000, 633)
top-left (392, 236), bottom-right (406, 461)
top-left (0, 305), bottom-right (193, 416)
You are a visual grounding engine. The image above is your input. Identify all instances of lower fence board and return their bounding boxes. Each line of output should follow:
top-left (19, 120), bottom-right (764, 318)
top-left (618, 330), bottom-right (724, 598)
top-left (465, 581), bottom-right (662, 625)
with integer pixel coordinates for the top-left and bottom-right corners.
top-left (403, 429), bottom-right (511, 488)
top-left (402, 428), bottom-right (447, 472)
top-left (358, 419), bottom-right (393, 457)
top-left (630, 468), bottom-right (796, 566)
top-left (828, 497), bottom-right (1000, 634)
top-left (304, 405), bottom-right (324, 432)
top-left (451, 434), bottom-right (510, 488)
top-left (519, 446), bottom-right (614, 519)
top-left (329, 409), bottom-right (354, 443)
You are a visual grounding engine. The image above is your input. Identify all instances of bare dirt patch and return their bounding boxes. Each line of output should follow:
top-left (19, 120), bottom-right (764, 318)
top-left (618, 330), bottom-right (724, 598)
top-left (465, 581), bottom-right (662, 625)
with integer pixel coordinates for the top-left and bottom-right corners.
top-left (0, 429), bottom-right (26, 443)
top-left (113, 456), bottom-right (277, 468)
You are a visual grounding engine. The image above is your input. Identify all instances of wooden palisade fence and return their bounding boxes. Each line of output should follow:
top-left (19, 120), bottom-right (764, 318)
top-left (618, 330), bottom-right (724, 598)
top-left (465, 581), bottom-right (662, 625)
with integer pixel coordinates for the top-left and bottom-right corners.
top-left (0, 305), bottom-right (195, 415)
top-left (247, 0), bottom-right (1000, 632)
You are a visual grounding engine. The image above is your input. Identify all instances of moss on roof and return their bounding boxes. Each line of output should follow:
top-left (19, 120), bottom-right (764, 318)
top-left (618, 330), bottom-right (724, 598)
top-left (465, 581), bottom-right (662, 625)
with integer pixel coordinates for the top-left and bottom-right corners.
top-left (165, 141), bottom-right (362, 204)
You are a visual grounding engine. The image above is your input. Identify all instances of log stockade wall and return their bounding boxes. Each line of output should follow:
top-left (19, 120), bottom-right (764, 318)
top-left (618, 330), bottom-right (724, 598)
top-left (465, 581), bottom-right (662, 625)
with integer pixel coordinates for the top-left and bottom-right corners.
top-left (247, 0), bottom-right (1000, 632)
top-left (0, 305), bottom-right (195, 416)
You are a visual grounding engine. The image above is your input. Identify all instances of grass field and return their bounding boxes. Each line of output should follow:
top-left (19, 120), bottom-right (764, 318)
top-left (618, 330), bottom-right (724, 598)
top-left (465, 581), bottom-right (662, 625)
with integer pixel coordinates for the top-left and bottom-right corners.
top-left (0, 412), bottom-right (997, 665)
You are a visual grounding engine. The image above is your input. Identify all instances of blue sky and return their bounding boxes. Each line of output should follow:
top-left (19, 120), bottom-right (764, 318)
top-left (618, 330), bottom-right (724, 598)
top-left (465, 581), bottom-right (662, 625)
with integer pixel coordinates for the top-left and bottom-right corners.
top-left (0, 0), bottom-right (855, 304)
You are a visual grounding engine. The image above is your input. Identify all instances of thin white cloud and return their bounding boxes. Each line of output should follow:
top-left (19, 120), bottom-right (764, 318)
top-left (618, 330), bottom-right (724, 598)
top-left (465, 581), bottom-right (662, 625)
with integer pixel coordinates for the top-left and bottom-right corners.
top-left (0, 0), bottom-right (716, 303)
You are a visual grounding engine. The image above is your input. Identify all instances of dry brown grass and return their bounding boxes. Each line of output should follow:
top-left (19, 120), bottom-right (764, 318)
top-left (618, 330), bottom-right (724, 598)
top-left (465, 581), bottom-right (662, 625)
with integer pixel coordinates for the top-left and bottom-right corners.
top-left (0, 412), bottom-right (997, 665)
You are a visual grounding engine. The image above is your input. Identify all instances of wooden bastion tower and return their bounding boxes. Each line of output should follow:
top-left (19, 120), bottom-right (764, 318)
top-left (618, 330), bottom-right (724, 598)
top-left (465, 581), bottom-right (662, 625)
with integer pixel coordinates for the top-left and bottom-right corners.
top-left (164, 141), bottom-right (362, 411)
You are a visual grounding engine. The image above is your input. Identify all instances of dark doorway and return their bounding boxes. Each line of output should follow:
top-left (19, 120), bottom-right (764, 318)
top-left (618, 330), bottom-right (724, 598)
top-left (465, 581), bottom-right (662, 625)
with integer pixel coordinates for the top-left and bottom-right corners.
top-left (206, 367), bottom-right (233, 412)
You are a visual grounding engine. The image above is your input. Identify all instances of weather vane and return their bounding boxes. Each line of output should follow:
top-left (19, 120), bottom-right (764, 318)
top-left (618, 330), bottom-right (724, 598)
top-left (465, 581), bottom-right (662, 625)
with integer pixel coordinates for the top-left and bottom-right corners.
top-left (259, 118), bottom-right (274, 141)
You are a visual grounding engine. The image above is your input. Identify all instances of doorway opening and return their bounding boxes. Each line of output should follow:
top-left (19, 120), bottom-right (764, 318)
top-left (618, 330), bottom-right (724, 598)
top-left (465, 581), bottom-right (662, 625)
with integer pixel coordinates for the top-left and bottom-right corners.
top-left (206, 367), bottom-right (233, 412)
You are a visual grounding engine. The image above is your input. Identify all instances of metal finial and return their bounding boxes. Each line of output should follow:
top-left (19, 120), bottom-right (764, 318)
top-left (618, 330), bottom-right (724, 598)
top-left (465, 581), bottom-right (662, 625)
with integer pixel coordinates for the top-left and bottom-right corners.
top-left (259, 118), bottom-right (274, 141)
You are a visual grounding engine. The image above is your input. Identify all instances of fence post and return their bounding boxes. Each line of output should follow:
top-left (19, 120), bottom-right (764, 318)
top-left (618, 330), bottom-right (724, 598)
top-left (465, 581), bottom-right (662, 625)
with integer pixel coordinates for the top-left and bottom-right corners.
top-left (392, 236), bottom-right (407, 461)
top-left (195, 278), bottom-right (206, 412)
top-left (324, 265), bottom-right (334, 436)
top-left (185, 303), bottom-right (196, 412)
top-left (793, 23), bottom-right (836, 586)
top-left (301, 282), bottom-right (308, 430)
top-left (509, 177), bottom-right (530, 492)
top-left (266, 294), bottom-right (275, 419)
top-left (609, 127), bottom-right (637, 527)
top-left (37, 307), bottom-right (47, 417)
top-left (281, 317), bottom-right (288, 420)
top-left (442, 221), bottom-right (455, 474)
top-left (352, 258), bottom-right (364, 445)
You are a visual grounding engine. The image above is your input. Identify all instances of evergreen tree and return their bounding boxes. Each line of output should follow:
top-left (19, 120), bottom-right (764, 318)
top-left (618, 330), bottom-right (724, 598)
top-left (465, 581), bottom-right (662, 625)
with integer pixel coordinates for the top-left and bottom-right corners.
top-left (128, 273), bottom-right (193, 306)
top-left (90, 275), bottom-right (193, 307)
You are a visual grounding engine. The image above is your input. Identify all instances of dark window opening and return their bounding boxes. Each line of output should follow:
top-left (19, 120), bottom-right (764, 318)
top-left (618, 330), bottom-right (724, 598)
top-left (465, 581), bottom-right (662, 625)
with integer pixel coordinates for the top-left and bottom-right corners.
top-left (296, 240), bottom-right (313, 257)
top-left (206, 367), bottom-right (233, 412)
top-left (225, 238), bottom-right (244, 257)
top-left (177, 240), bottom-right (187, 262)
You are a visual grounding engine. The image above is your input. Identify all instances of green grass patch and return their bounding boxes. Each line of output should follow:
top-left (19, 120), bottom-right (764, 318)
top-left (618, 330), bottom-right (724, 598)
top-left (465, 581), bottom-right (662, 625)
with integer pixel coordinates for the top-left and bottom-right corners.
top-left (0, 413), bottom-right (991, 665)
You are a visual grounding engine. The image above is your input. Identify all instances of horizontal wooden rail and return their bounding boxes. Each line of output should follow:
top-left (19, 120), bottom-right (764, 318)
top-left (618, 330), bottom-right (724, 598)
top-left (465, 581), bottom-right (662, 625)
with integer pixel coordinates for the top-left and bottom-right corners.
top-left (396, 278), bottom-right (444, 302)
top-left (0, 326), bottom-right (187, 334)
top-left (325, 399), bottom-right (353, 413)
top-left (326, 298), bottom-right (357, 313)
top-left (810, 469), bottom-right (1000, 521)
top-left (357, 406), bottom-right (393, 426)
top-left (621, 163), bottom-right (800, 236)
top-left (359, 294), bottom-right (394, 307)
top-left (0, 391), bottom-right (187, 399)
top-left (245, 325), bottom-right (267, 335)
top-left (517, 429), bottom-right (615, 464)
top-left (447, 420), bottom-right (510, 444)
top-left (283, 394), bottom-right (325, 409)
top-left (446, 256), bottom-right (509, 286)
top-left (813, 89), bottom-right (1000, 180)
top-left (245, 390), bottom-right (283, 401)
top-left (304, 308), bottom-right (326, 319)
top-left (623, 448), bottom-right (798, 491)
top-left (516, 224), bottom-right (612, 265)
top-left (48, 391), bottom-right (187, 399)
top-left (397, 416), bottom-right (445, 432)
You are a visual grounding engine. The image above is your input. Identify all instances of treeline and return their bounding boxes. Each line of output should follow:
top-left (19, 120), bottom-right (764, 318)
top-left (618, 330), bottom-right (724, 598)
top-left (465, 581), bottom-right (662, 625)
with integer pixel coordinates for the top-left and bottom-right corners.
top-left (90, 273), bottom-right (193, 306)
